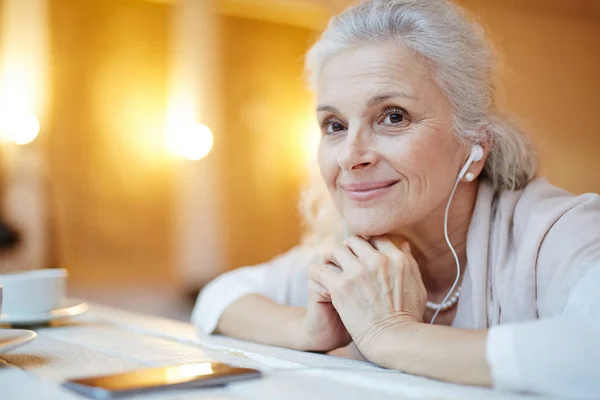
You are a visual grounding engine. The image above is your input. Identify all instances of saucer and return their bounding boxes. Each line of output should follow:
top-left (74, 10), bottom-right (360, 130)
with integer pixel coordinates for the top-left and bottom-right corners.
top-left (0, 300), bottom-right (89, 325)
top-left (0, 329), bottom-right (37, 353)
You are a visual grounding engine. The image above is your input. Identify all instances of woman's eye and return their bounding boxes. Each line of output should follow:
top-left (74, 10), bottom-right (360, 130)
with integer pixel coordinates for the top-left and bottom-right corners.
top-left (385, 113), bottom-right (403, 124)
top-left (380, 108), bottom-right (409, 126)
top-left (324, 121), bottom-right (345, 134)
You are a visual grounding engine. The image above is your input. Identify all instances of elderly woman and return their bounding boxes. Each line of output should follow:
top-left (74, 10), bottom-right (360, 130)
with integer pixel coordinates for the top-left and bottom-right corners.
top-left (192, 0), bottom-right (600, 397)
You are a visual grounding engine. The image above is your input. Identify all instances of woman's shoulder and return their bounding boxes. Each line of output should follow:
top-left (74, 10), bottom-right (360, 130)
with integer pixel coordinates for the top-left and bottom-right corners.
top-left (515, 177), bottom-right (599, 212)
top-left (492, 178), bottom-right (600, 317)
top-left (499, 177), bottom-right (600, 240)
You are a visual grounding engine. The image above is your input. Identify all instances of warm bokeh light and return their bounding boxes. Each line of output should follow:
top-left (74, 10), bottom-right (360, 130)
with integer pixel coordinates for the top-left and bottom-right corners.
top-left (0, 112), bottom-right (40, 145)
top-left (303, 117), bottom-right (321, 165)
top-left (287, 110), bottom-right (321, 171)
top-left (0, 0), bottom-right (48, 147)
top-left (167, 121), bottom-right (214, 161)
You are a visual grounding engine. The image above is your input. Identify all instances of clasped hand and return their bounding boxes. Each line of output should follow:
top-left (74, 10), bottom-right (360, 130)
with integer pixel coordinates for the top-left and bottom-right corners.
top-left (304, 236), bottom-right (428, 361)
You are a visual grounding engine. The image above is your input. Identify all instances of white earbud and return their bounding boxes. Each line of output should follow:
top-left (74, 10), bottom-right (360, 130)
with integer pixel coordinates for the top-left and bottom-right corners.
top-left (457, 144), bottom-right (484, 181)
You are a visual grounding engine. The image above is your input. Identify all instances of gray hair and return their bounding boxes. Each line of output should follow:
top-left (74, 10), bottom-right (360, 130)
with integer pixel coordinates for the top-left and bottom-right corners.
top-left (305, 0), bottom-right (537, 192)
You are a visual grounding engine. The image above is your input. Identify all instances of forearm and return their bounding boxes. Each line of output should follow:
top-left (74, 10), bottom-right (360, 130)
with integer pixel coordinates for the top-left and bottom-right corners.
top-left (373, 322), bottom-right (491, 386)
top-left (215, 294), bottom-right (307, 350)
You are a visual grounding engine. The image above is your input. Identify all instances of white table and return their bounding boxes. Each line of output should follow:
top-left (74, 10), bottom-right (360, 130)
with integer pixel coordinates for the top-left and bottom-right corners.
top-left (0, 303), bottom-right (556, 400)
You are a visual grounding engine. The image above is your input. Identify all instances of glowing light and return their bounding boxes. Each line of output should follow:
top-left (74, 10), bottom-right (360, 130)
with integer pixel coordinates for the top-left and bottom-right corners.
top-left (0, 0), bottom-right (48, 146)
top-left (0, 112), bottom-right (40, 145)
top-left (303, 120), bottom-right (321, 164)
top-left (288, 111), bottom-right (321, 169)
top-left (177, 363), bottom-right (214, 377)
top-left (164, 363), bottom-right (214, 383)
top-left (167, 121), bottom-right (214, 161)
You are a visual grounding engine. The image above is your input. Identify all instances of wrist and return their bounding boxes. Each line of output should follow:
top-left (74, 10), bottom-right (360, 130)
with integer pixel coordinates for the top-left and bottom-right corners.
top-left (286, 307), bottom-right (311, 351)
top-left (289, 308), bottom-right (334, 352)
top-left (361, 317), bottom-right (422, 368)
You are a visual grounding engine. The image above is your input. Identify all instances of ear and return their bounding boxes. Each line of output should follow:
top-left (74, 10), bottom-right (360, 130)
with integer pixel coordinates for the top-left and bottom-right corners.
top-left (476, 128), bottom-right (494, 166)
top-left (464, 130), bottom-right (493, 182)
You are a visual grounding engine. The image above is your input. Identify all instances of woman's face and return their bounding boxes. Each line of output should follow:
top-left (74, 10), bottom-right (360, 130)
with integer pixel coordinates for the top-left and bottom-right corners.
top-left (316, 42), bottom-right (468, 236)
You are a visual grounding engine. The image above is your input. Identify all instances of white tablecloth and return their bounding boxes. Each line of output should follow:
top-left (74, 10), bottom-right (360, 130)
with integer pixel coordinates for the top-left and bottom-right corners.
top-left (0, 303), bottom-right (556, 400)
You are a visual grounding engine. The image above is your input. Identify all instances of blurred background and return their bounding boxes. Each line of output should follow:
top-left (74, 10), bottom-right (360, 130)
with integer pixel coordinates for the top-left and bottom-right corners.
top-left (0, 0), bottom-right (598, 321)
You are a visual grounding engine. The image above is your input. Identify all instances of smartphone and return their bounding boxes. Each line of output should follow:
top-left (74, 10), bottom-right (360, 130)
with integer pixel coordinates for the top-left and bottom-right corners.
top-left (62, 362), bottom-right (262, 399)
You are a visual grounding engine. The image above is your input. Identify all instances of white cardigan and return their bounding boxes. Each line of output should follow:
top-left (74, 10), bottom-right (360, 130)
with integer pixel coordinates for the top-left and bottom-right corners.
top-left (192, 178), bottom-right (600, 398)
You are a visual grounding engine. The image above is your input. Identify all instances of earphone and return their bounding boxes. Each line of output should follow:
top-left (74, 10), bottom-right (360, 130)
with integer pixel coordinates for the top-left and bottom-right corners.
top-left (457, 145), bottom-right (484, 181)
top-left (430, 144), bottom-right (483, 324)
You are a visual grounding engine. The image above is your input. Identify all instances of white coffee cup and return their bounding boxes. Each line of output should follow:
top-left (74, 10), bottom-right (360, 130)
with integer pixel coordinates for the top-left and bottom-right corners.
top-left (0, 269), bottom-right (68, 316)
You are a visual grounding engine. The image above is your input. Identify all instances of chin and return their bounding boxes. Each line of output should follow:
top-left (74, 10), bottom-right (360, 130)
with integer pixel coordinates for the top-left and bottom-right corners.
top-left (344, 208), bottom-right (400, 237)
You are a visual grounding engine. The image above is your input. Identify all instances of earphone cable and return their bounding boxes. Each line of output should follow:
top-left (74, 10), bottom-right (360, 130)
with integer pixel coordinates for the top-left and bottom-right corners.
top-left (430, 176), bottom-right (462, 324)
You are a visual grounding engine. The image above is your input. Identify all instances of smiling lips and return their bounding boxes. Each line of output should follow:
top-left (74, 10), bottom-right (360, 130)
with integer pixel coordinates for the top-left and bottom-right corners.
top-left (340, 180), bottom-right (400, 201)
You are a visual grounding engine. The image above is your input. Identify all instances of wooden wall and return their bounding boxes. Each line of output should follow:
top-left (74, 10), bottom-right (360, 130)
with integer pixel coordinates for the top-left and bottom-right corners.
top-left (44, 1), bottom-right (318, 285)
top-left (47, 0), bottom-right (173, 286)
top-left (219, 16), bottom-right (317, 270)
top-left (459, 0), bottom-right (600, 194)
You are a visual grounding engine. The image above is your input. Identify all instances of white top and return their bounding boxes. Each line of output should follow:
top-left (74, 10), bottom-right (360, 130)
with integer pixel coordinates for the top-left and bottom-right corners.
top-left (192, 178), bottom-right (600, 399)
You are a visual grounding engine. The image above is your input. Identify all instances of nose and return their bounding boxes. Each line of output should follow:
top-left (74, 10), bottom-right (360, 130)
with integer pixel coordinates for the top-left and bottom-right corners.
top-left (337, 126), bottom-right (377, 171)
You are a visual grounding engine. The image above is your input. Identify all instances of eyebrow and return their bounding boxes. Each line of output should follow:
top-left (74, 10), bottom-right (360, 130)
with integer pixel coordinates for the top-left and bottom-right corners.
top-left (316, 91), bottom-right (418, 114)
top-left (316, 105), bottom-right (341, 114)
top-left (367, 91), bottom-right (418, 108)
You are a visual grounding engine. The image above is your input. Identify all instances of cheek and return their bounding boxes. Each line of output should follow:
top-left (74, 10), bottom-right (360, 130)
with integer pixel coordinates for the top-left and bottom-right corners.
top-left (317, 142), bottom-right (339, 186)
top-left (385, 132), bottom-right (457, 180)
top-left (380, 137), bottom-right (429, 179)
top-left (420, 136), bottom-right (462, 182)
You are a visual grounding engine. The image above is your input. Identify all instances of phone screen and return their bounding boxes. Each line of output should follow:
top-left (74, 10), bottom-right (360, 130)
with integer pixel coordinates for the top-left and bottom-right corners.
top-left (63, 362), bottom-right (261, 399)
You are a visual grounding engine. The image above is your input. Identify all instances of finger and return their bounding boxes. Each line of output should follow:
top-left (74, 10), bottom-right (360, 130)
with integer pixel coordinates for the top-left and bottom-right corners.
top-left (309, 263), bottom-right (340, 293)
top-left (371, 238), bottom-right (424, 287)
top-left (344, 236), bottom-right (377, 257)
top-left (322, 253), bottom-right (343, 272)
top-left (370, 236), bottom-right (404, 255)
top-left (329, 244), bottom-right (363, 274)
top-left (371, 237), bottom-right (416, 267)
top-left (401, 241), bottom-right (412, 255)
top-left (308, 278), bottom-right (331, 302)
top-left (345, 236), bottom-right (382, 268)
